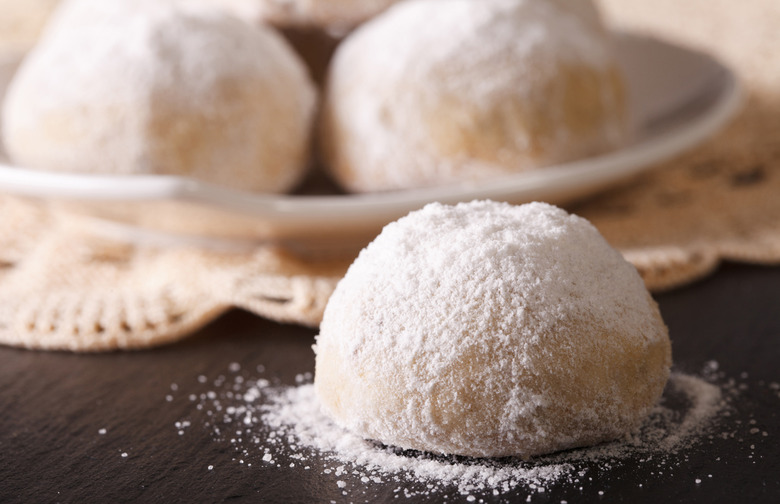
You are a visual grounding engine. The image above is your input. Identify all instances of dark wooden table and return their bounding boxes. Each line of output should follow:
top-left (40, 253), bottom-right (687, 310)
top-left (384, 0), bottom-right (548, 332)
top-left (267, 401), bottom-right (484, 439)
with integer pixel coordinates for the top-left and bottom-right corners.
top-left (1, 262), bottom-right (779, 503)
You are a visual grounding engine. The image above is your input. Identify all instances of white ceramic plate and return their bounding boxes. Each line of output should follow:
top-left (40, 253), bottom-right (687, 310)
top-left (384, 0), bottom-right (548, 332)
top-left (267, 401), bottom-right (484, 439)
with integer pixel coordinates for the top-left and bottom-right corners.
top-left (0, 33), bottom-right (742, 253)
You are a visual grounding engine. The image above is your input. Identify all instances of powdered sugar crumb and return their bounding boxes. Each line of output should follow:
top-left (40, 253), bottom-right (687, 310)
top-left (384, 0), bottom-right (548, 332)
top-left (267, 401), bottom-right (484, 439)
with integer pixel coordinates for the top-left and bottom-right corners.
top-left (166, 360), bottom-right (773, 501)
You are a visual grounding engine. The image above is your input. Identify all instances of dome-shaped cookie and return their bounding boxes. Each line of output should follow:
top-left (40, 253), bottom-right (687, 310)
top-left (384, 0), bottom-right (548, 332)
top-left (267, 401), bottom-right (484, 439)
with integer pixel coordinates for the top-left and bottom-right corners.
top-left (320, 0), bottom-right (630, 192)
top-left (315, 201), bottom-right (670, 458)
top-left (2, 0), bottom-right (316, 194)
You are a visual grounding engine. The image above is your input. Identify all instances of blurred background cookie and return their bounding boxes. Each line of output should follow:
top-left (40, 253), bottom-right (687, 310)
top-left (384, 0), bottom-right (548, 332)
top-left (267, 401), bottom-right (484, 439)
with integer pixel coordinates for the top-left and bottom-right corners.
top-left (320, 0), bottom-right (631, 193)
top-left (2, 0), bottom-right (317, 194)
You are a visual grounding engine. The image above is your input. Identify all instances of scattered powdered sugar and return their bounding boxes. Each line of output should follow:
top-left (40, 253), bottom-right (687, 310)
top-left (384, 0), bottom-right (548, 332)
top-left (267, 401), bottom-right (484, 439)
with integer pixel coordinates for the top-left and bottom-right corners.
top-left (263, 384), bottom-right (578, 495)
top-left (168, 359), bottom-right (771, 501)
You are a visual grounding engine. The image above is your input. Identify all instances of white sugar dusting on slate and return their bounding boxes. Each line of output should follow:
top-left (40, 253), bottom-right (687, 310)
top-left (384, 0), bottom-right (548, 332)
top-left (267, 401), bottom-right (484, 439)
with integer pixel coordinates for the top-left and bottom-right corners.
top-left (168, 360), bottom-right (773, 501)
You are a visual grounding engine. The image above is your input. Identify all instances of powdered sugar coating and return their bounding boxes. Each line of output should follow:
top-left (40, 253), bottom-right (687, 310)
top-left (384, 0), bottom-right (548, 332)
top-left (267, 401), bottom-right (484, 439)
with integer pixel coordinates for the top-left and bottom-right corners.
top-left (315, 201), bottom-right (671, 458)
top-left (321, 0), bottom-right (630, 192)
top-left (2, 0), bottom-right (316, 193)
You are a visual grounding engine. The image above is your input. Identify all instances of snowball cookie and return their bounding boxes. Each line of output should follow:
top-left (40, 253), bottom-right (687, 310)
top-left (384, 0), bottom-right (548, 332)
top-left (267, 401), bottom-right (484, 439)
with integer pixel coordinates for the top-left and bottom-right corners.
top-left (215, 0), bottom-right (403, 31)
top-left (2, 0), bottom-right (316, 194)
top-left (320, 0), bottom-right (630, 193)
top-left (315, 201), bottom-right (670, 458)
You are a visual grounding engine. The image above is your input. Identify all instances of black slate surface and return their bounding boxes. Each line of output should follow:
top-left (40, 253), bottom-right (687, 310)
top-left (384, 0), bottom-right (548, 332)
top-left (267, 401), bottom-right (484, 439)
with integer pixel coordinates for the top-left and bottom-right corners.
top-left (1, 262), bottom-right (779, 504)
